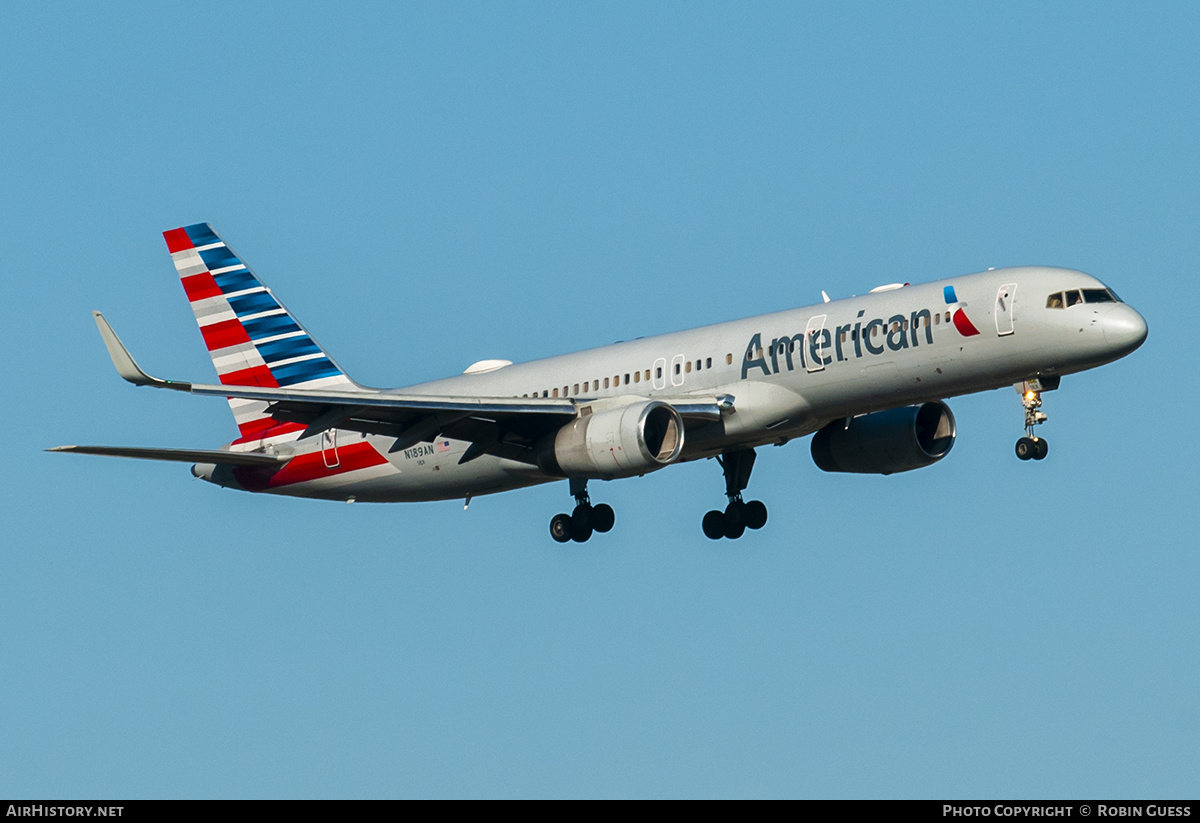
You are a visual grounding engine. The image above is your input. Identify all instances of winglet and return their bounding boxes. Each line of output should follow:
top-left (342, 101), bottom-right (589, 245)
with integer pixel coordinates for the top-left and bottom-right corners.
top-left (92, 311), bottom-right (190, 390)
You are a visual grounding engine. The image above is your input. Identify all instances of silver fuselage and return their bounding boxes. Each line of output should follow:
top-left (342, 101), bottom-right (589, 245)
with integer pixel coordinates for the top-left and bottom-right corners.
top-left (200, 266), bottom-right (1146, 502)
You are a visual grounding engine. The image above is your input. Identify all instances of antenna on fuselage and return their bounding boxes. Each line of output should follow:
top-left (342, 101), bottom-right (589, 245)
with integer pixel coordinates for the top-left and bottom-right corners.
top-left (821, 291), bottom-right (831, 303)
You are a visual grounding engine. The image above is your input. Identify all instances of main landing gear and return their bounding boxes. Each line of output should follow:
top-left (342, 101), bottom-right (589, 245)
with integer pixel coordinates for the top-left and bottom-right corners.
top-left (550, 478), bottom-right (615, 543)
top-left (702, 448), bottom-right (768, 540)
top-left (1015, 381), bottom-right (1050, 461)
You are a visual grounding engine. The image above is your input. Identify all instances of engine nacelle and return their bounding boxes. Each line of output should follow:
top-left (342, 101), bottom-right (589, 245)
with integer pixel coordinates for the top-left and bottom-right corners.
top-left (537, 400), bottom-right (684, 479)
top-left (810, 401), bottom-right (956, 474)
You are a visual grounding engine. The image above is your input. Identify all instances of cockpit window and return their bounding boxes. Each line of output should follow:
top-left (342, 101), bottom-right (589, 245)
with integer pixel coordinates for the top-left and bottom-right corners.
top-left (1048, 287), bottom-right (1123, 309)
top-left (1083, 288), bottom-right (1117, 304)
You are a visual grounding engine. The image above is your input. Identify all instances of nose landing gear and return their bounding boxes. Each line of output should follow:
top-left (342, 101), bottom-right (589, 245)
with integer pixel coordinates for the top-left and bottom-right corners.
top-left (549, 478), bottom-right (615, 543)
top-left (702, 448), bottom-right (768, 540)
top-left (1014, 379), bottom-right (1054, 461)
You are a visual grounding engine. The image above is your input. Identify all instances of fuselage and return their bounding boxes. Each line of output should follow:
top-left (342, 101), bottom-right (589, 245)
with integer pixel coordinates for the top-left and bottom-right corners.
top-left (199, 265), bottom-right (1147, 502)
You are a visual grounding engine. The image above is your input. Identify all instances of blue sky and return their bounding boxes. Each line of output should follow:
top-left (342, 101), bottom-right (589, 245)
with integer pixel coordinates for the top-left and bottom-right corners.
top-left (2, 2), bottom-right (1197, 798)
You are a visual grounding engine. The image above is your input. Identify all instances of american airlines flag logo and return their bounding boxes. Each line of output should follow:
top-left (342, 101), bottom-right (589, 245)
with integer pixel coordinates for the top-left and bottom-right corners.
top-left (435, 440), bottom-right (452, 453)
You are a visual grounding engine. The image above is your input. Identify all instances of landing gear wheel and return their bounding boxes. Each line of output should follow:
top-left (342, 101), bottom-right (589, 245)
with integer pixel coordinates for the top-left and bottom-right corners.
top-left (1033, 438), bottom-right (1048, 460)
top-left (702, 510), bottom-right (725, 540)
top-left (723, 501), bottom-right (746, 539)
top-left (569, 509), bottom-right (593, 543)
top-left (550, 513), bottom-right (573, 543)
top-left (1015, 437), bottom-right (1035, 461)
top-left (744, 500), bottom-right (768, 530)
top-left (592, 503), bottom-right (615, 533)
top-left (571, 503), bottom-right (593, 532)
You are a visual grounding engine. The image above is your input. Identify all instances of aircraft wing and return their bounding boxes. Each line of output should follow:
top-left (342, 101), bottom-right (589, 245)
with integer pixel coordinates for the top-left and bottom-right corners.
top-left (92, 312), bottom-right (726, 464)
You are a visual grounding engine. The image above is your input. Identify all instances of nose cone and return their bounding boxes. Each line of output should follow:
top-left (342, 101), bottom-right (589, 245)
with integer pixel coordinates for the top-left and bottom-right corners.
top-left (1102, 305), bottom-right (1148, 356)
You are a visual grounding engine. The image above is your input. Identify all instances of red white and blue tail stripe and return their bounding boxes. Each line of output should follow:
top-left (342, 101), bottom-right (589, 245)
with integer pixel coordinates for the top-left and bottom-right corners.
top-left (163, 223), bottom-right (359, 446)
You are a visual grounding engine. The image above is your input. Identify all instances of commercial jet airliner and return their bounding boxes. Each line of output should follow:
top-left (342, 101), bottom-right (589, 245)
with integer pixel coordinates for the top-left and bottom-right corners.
top-left (52, 224), bottom-right (1148, 542)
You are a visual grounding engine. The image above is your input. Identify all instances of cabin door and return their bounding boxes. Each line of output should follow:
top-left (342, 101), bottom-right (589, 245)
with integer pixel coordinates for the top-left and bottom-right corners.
top-left (995, 283), bottom-right (1017, 336)
top-left (321, 428), bottom-right (341, 469)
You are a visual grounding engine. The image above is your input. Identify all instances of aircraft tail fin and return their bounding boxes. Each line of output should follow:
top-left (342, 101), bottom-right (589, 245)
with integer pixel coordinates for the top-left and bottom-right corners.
top-left (163, 223), bottom-right (359, 444)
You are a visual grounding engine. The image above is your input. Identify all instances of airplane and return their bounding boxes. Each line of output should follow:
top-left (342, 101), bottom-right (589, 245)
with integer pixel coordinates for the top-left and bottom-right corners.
top-left (51, 223), bottom-right (1148, 542)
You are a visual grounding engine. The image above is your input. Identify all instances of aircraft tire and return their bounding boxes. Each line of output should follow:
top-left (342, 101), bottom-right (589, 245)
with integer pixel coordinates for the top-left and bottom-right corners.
top-left (570, 520), bottom-right (593, 542)
top-left (550, 513), bottom-right (573, 543)
top-left (725, 501), bottom-right (746, 531)
top-left (745, 500), bottom-right (768, 530)
top-left (723, 501), bottom-right (747, 539)
top-left (592, 503), bottom-right (615, 533)
top-left (1015, 437), bottom-right (1035, 460)
top-left (572, 503), bottom-right (593, 531)
top-left (1033, 438), bottom-right (1049, 460)
top-left (702, 510), bottom-right (725, 540)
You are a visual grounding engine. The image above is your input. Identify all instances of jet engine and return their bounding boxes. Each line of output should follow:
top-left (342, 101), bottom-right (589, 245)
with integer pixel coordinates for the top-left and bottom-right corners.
top-left (810, 401), bottom-right (956, 474)
top-left (537, 400), bottom-right (684, 479)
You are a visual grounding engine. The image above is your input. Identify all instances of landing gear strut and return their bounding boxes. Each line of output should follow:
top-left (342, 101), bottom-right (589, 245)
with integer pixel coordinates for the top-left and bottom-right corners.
top-left (550, 478), bottom-right (615, 543)
top-left (1015, 380), bottom-right (1050, 461)
top-left (702, 448), bottom-right (768, 540)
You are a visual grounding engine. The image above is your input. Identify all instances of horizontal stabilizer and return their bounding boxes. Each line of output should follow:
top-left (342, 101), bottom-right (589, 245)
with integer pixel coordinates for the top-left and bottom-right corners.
top-left (47, 445), bottom-right (286, 467)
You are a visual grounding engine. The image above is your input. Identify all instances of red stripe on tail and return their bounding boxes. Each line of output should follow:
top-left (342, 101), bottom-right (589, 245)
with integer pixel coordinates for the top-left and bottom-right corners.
top-left (181, 272), bottom-right (223, 302)
top-left (163, 228), bottom-right (194, 253)
top-left (220, 364), bottom-right (279, 387)
top-left (234, 419), bottom-right (307, 442)
top-left (200, 318), bottom-right (252, 351)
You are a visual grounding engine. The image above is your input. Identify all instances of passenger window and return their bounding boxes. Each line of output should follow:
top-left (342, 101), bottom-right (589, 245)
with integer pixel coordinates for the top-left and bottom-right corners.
top-left (644, 369), bottom-right (650, 381)
top-left (552, 388), bottom-right (559, 398)
top-left (624, 373), bottom-right (630, 385)
top-left (634, 372), bottom-right (640, 383)
top-left (1066, 290), bottom-right (1083, 307)
top-left (573, 384), bottom-right (579, 394)
top-left (945, 312), bottom-right (951, 323)
top-left (1046, 292), bottom-right (1064, 309)
top-left (934, 312), bottom-right (940, 325)
top-left (603, 377), bottom-right (610, 389)
top-left (684, 361), bottom-right (691, 373)
top-left (657, 366), bottom-right (664, 379)
top-left (725, 354), bottom-right (732, 365)
top-left (706, 357), bottom-right (712, 368)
